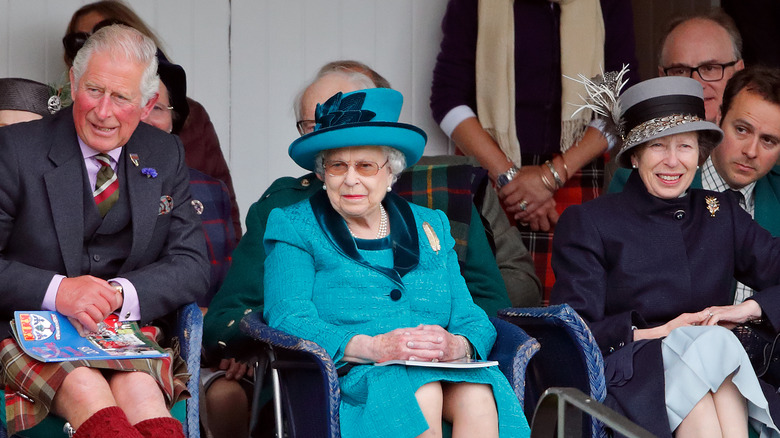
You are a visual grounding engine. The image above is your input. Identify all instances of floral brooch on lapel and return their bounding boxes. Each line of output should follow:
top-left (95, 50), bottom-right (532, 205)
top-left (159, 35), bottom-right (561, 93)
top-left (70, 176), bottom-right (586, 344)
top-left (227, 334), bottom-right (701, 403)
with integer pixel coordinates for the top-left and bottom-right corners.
top-left (141, 168), bottom-right (158, 178)
top-left (705, 196), bottom-right (719, 217)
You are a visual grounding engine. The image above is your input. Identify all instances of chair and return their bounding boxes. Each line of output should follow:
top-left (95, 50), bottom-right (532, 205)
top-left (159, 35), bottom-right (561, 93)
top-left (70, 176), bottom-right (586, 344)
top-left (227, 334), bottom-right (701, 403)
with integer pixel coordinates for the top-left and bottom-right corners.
top-left (0, 302), bottom-right (203, 438)
top-left (498, 304), bottom-right (607, 438)
top-left (239, 312), bottom-right (540, 438)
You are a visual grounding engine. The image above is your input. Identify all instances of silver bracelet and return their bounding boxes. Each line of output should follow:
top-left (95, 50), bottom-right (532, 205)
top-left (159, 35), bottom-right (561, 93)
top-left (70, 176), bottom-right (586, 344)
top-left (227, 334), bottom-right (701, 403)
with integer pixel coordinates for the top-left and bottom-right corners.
top-left (545, 160), bottom-right (564, 189)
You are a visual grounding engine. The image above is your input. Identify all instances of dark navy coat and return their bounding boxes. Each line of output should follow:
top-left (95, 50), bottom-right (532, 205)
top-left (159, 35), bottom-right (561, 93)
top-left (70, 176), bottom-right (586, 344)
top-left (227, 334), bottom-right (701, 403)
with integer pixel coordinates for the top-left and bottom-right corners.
top-left (551, 171), bottom-right (780, 437)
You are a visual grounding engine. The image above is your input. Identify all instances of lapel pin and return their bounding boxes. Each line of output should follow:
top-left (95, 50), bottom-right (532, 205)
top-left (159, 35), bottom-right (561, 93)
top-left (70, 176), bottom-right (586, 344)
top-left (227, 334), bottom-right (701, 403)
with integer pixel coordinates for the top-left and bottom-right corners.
top-left (422, 222), bottom-right (440, 254)
top-left (129, 154), bottom-right (140, 167)
top-left (705, 196), bottom-right (719, 217)
top-left (159, 195), bottom-right (173, 215)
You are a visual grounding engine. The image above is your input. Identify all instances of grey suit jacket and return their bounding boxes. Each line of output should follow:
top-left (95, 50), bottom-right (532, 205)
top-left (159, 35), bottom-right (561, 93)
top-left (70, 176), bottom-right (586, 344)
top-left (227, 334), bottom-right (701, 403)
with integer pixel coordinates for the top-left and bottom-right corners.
top-left (0, 107), bottom-right (209, 338)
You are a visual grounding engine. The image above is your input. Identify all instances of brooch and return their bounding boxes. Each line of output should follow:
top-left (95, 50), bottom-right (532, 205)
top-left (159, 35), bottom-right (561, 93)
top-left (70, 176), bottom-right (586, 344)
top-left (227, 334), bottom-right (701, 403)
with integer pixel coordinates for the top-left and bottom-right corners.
top-left (129, 154), bottom-right (140, 167)
top-left (422, 222), bottom-right (440, 254)
top-left (705, 196), bottom-right (719, 217)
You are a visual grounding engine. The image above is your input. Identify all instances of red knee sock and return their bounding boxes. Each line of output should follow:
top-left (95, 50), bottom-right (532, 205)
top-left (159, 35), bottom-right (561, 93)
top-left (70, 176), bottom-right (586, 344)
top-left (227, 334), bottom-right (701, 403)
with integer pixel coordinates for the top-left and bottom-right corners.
top-left (73, 406), bottom-right (143, 438)
top-left (133, 417), bottom-right (185, 438)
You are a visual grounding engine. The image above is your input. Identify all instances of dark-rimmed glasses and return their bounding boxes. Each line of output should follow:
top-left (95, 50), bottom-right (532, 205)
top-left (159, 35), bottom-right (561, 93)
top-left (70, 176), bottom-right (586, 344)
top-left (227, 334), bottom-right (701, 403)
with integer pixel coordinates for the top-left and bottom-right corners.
top-left (662, 60), bottom-right (740, 82)
top-left (296, 119), bottom-right (316, 136)
top-left (325, 159), bottom-right (389, 177)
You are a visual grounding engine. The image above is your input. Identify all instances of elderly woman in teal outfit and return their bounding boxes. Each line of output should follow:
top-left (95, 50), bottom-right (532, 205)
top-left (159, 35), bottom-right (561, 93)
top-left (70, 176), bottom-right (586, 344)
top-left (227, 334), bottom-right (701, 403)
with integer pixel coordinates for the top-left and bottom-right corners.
top-left (263, 88), bottom-right (529, 437)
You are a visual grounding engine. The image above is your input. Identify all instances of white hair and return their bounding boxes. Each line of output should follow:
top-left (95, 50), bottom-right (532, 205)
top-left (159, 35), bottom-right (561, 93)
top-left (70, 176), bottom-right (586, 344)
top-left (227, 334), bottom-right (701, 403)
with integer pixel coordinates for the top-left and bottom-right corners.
top-left (315, 146), bottom-right (406, 184)
top-left (71, 24), bottom-right (159, 107)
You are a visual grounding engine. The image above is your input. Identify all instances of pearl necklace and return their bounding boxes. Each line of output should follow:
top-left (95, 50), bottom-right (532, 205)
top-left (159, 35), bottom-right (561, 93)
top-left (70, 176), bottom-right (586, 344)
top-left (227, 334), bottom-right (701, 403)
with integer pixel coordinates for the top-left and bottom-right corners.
top-left (348, 204), bottom-right (388, 239)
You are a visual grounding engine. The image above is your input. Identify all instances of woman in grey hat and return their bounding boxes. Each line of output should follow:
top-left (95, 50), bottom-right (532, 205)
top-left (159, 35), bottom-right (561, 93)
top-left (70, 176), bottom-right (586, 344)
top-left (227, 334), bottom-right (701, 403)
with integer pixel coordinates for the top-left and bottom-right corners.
top-left (551, 76), bottom-right (780, 437)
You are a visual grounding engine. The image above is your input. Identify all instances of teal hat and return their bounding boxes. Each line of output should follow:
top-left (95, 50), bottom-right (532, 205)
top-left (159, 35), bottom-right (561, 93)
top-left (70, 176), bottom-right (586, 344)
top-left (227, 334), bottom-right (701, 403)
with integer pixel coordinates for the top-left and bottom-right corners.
top-left (289, 88), bottom-right (427, 171)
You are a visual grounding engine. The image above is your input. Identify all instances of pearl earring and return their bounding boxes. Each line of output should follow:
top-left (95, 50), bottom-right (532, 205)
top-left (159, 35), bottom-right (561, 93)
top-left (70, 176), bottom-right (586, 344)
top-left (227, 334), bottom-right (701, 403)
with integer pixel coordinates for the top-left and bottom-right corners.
top-left (387, 186), bottom-right (392, 192)
top-left (632, 164), bottom-right (637, 169)
top-left (322, 185), bottom-right (327, 190)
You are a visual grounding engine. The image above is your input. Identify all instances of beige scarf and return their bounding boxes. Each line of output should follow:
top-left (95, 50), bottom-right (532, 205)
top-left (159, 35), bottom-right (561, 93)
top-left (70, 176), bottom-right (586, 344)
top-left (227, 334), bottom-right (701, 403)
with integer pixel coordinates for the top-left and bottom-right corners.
top-left (476, 0), bottom-right (605, 164)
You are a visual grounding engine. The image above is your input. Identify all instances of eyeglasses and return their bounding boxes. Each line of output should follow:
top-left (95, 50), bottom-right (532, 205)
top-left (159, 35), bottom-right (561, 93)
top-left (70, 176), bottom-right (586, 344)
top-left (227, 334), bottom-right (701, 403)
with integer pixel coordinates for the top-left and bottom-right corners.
top-left (147, 103), bottom-right (174, 121)
top-left (662, 60), bottom-right (740, 82)
top-left (325, 159), bottom-right (389, 177)
top-left (296, 119), bottom-right (316, 136)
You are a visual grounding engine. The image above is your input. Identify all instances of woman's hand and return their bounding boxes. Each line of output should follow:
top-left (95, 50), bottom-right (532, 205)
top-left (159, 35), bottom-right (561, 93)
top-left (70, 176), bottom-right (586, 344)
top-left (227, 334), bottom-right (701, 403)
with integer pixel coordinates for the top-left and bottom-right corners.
top-left (343, 325), bottom-right (469, 363)
top-left (704, 300), bottom-right (763, 329)
top-left (500, 166), bottom-right (555, 218)
top-left (633, 310), bottom-right (711, 340)
top-left (514, 198), bottom-right (559, 231)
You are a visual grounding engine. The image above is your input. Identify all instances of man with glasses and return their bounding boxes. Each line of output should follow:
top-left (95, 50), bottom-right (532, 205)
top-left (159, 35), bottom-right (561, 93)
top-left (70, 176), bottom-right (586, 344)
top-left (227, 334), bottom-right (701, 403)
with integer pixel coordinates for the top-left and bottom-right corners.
top-left (657, 11), bottom-right (745, 122)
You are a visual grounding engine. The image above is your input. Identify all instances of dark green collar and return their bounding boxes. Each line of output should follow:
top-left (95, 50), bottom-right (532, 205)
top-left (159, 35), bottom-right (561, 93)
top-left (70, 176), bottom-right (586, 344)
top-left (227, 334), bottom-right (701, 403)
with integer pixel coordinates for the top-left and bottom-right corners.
top-left (310, 190), bottom-right (419, 287)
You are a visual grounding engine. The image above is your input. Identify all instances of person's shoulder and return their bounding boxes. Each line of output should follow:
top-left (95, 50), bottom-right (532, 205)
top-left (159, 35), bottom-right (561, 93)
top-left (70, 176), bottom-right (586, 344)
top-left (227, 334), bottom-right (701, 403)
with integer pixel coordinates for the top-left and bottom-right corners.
top-left (758, 165), bottom-right (780, 191)
top-left (251, 173), bottom-right (321, 213)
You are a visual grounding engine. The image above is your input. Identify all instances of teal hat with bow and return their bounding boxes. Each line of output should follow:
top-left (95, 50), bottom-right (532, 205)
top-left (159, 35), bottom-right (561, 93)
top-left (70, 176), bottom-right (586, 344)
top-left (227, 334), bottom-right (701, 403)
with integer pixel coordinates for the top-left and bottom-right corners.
top-left (288, 88), bottom-right (427, 171)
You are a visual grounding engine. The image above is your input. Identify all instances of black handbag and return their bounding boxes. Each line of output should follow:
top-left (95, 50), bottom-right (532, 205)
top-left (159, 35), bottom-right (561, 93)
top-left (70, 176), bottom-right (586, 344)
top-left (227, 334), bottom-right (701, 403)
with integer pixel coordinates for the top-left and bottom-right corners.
top-left (732, 324), bottom-right (780, 387)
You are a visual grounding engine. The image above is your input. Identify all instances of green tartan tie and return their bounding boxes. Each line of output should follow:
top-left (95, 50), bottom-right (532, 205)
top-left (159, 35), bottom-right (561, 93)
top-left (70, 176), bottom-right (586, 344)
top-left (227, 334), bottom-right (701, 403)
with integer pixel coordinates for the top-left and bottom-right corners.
top-left (93, 153), bottom-right (119, 217)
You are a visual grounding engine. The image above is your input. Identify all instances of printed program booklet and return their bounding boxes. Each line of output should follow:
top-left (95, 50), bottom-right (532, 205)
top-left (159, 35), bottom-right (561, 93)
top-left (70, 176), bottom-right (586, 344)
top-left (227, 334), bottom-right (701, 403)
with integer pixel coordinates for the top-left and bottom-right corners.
top-left (10, 311), bottom-right (168, 362)
top-left (375, 358), bottom-right (499, 369)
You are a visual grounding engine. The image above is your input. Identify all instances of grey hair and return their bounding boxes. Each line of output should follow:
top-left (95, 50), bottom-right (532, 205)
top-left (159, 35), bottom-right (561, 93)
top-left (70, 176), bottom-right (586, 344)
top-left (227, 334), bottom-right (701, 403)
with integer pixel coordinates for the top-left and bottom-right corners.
top-left (314, 146), bottom-right (406, 183)
top-left (71, 24), bottom-right (159, 107)
top-left (293, 69), bottom-right (376, 121)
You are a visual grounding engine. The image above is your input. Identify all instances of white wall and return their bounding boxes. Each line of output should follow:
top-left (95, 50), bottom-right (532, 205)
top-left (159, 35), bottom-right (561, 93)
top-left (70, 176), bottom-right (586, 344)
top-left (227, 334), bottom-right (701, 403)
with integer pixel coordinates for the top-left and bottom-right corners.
top-left (0, 0), bottom-right (453, 227)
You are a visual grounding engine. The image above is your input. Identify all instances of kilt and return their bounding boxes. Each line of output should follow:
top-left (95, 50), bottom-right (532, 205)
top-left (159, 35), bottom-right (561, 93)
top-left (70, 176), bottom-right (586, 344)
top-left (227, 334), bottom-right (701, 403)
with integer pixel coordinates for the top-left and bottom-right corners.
top-left (516, 153), bottom-right (605, 304)
top-left (0, 326), bottom-right (190, 435)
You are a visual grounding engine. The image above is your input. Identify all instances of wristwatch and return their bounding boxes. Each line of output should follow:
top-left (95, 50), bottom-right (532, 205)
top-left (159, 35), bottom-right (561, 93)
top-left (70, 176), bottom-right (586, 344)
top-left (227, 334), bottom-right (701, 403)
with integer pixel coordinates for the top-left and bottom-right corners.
top-left (496, 165), bottom-right (520, 189)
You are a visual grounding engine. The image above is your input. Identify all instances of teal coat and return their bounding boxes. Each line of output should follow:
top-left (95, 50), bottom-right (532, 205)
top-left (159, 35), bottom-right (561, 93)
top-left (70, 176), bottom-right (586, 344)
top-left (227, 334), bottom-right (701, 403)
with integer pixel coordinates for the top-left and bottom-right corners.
top-left (263, 191), bottom-right (529, 438)
top-left (203, 171), bottom-right (510, 360)
top-left (608, 166), bottom-right (780, 236)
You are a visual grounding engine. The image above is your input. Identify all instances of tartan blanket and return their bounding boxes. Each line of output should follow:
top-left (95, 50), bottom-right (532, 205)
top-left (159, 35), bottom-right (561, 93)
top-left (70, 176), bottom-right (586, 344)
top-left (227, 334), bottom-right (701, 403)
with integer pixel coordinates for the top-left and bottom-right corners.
top-left (515, 154), bottom-right (606, 304)
top-left (0, 326), bottom-right (189, 435)
top-left (394, 163), bottom-right (484, 264)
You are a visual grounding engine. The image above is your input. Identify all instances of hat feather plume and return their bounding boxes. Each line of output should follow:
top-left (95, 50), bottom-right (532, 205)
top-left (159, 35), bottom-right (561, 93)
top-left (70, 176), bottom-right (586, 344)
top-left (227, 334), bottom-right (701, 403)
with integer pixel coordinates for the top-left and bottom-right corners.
top-left (567, 64), bottom-right (631, 138)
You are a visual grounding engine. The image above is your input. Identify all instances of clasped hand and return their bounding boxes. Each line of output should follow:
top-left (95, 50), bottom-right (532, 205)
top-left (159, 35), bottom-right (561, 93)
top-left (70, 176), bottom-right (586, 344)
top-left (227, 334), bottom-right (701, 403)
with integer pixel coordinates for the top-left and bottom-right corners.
top-left (343, 325), bottom-right (467, 364)
top-left (56, 275), bottom-right (124, 333)
top-left (373, 325), bottom-right (465, 363)
top-left (499, 167), bottom-right (559, 231)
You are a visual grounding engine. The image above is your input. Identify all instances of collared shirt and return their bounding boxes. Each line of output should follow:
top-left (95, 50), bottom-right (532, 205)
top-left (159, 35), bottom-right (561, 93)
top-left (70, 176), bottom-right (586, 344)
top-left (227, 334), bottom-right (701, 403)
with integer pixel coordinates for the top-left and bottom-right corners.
top-left (701, 156), bottom-right (757, 304)
top-left (42, 137), bottom-right (140, 321)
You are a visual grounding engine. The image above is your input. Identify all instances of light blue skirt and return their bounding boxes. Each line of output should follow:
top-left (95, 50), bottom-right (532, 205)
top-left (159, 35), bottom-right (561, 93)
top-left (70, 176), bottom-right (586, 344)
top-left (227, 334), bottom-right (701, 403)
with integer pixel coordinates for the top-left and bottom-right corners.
top-left (662, 325), bottom-right (780, 437)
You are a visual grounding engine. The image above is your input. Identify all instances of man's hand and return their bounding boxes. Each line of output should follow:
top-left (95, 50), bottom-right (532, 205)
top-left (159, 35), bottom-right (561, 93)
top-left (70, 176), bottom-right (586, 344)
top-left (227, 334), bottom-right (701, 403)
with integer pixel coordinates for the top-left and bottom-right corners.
top-left (56, 276), bottom-right (123, 332)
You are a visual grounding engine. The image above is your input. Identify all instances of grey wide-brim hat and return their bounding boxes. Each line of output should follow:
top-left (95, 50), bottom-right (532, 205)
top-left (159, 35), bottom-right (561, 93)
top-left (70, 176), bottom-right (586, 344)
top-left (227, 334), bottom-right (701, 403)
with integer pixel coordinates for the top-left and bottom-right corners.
top-left (0, 78), bottom-right (59, 117)
top-left (614, 76), bottom-right (723, 168)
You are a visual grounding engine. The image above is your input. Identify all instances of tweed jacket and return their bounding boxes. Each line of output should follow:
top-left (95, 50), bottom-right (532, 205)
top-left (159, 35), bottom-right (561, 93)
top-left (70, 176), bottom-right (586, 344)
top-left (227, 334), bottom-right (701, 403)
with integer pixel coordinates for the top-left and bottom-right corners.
top-left (0, 108), bottom-right (210, 339)
top-left (551, 172), bottom-right (780, 436)
top-left (203, 165), bottom-right (512, 361)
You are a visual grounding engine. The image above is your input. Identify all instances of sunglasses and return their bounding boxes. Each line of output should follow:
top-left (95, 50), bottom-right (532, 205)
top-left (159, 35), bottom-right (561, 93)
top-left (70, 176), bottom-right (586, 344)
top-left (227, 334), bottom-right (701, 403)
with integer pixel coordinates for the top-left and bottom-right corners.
top-left (63, 32), bottom-right (90, 62)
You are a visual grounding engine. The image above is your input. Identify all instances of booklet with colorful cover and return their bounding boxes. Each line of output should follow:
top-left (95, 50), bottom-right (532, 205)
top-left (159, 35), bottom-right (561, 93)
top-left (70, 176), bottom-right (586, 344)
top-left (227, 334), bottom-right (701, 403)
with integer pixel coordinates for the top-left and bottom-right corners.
top-left (375, 358), bottom-right (499, 368)
top-left (10, 311), bottom-right (168, 362)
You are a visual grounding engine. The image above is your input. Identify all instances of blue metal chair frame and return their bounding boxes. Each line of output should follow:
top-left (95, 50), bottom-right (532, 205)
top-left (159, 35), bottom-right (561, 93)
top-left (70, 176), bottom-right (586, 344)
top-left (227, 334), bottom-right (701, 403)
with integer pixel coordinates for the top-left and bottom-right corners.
top-left (498, 304), bottom-right (607, 438)
top-left (0, 302), bottom-right (202, 438)
top-left (239, 312), bottom-right (540, 438)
